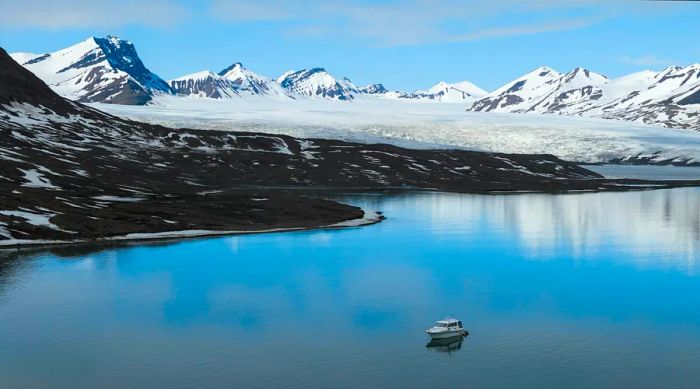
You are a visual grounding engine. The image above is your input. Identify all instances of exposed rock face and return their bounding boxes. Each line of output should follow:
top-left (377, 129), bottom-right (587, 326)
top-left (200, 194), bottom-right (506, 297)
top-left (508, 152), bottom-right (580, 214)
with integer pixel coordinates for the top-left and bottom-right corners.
top-left (10, 36), bottom-right (172, 105)
top-left (277, 68), bottom-right (359, 100)
top-left (169, 63), bottom-right (289, 99)
top-left (359, 84), bottom-right (388, 94)
top-left (169, 71), bottom-right (240, 99)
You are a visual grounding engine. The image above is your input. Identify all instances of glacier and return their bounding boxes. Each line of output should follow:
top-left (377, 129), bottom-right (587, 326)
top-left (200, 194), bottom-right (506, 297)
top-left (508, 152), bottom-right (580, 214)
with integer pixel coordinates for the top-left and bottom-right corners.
top-left (94, 95), bottom-right (700, 165)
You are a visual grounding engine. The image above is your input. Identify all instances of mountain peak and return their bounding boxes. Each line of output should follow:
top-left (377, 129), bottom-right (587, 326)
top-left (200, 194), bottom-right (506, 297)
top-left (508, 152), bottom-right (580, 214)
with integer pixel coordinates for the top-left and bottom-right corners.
top-left (527, 66), bottom-right (558, 77)
top-left (9, 35), bottom-right (171, 104)
top-left (101, 35), bottom-right (129, 46)
top-left (563, 67), bottom-right (608, 84)
top-left (218, 62), bottom-right (245, 76)
top-left (277, 67), bottom-right (357, 100)
top-left (170, 65), bottom-right (289, 99)
top-left (426, 80), bottom-right (487, 97)
top-left (359, 83), bottom-right (388, 94)
top-left (171, 70), bottom-right (220, 81)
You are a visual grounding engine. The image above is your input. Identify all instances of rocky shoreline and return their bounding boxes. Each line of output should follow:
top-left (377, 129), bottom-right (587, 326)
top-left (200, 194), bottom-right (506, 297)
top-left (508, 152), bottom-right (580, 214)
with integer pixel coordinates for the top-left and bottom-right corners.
top-left (0, 201), bottom-right (384, 249)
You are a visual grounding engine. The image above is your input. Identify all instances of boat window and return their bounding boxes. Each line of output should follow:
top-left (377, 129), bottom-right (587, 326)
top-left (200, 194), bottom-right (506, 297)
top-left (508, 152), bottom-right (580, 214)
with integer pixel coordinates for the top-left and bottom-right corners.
top-left (458, 321), bottom-right (463, 328)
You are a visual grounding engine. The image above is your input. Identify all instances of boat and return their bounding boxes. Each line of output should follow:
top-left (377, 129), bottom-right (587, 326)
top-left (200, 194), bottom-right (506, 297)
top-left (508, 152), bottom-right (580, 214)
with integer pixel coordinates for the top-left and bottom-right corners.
top-left (425, 317), bottom-right (468, 339)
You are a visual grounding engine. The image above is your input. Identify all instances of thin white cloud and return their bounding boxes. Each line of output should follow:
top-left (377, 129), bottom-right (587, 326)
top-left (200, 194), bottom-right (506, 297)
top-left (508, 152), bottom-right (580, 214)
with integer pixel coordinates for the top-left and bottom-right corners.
top-left (209, 0), bottom-right (298, 21)
top-left (619, 55), bottom-right (675, 67)
top-left (209, 0), bottom-right (620, 46)
top-left (456, 18), bottom-right (603, 42)
top-left (0, 0), bottom-right (187, 29)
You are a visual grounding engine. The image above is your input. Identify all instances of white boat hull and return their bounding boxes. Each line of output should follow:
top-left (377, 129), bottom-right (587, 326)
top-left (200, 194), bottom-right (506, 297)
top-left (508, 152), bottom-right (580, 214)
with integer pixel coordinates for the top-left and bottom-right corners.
top-left (426, 329), bottom-right (466, 339)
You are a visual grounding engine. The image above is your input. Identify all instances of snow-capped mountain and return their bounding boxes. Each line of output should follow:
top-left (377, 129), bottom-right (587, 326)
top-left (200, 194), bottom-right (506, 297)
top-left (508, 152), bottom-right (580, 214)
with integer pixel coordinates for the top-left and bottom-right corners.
top-left (362, 80), bottom-right (487, 103)
top-left (406, 81), bottom-right (487, 102)
top-left (428, 81), bottom-right (487, 100)
top-left (597, 64), bottom-right (700, 110)
top-left (219, 62), bottom-right (288, 97)
top-left (591, 64), bottom-right (700, 130)
top-left (169, 71), bottom-right (240, 99)
top-left (469, 66), bottom-right (608, 113)
top-left (277, 68), bottom-right (359, 100)
top-left (8, 36), bottom-right (698, 130)
top-left (468, 64), bottom-right (700, 130)
top-left (169, 62), bottom-right (287, 99)
top-left (358, 83), bottom-right (388, 94)
top-left (10, 36), bottom-right (171, 105)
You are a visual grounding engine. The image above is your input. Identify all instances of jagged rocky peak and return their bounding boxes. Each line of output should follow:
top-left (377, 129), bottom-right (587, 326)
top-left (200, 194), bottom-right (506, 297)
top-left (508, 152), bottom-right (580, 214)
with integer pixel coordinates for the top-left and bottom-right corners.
top-left (10, 35), bottom-right (171, 105)
top-left (359, 83), bottom-right (388, 94)
top-left (277, 68), bottom-right (358, 100)
top-left (91, 35), bottom-right (171, 92)
top-left (561, 67), bottom-right (608, 85)
top-left (218, 61), bottom-right (287, 96)
top-left (168, 61), bottom-right (288, 98)
top-left (169, 71), bottom-right (239, 99)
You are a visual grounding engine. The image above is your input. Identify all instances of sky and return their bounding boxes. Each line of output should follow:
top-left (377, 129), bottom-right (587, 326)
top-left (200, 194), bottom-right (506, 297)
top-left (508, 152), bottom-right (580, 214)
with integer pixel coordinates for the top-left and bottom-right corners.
top-left (0, 0), bottom-right (698, 92)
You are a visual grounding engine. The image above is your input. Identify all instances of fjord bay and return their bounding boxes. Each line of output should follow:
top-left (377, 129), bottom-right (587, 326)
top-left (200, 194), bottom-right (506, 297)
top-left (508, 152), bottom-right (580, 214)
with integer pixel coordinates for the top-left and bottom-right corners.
top-left (2, 189), bottom-right (699, 388)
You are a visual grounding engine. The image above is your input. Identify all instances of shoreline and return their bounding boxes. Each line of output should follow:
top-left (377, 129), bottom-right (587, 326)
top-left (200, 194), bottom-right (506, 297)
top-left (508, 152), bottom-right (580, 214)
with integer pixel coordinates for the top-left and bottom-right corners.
top-left (0, 210), bottom-right (384, 251)
top-left (3, 179), bottom-right (700, 252)
top-left (5, 178), bottom-right (700, 251)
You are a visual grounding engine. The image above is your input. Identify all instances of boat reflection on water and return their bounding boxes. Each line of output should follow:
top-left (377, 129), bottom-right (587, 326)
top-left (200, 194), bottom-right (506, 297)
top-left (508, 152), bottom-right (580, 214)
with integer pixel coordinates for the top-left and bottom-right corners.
top-left (425, 335), bottom-right (466, 353)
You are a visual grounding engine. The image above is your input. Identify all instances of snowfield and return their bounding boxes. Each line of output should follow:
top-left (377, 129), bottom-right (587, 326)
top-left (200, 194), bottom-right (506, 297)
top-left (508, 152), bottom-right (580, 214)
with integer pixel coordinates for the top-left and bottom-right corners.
top-left (94, 96), bottom-right (700, 165)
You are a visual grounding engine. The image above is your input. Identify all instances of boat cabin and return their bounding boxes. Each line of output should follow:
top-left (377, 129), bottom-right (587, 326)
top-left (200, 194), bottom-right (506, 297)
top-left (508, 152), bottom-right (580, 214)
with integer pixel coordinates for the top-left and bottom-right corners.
top-left (436, 318), bottom-right (463, 329)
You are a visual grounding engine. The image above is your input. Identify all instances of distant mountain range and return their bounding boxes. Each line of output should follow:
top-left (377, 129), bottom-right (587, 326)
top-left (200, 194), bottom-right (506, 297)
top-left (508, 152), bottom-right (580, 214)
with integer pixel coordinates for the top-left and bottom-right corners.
top-left (169, 63), bottom-right (288, 99)
top-left (9, 35), bottom-right (700, 130)
top-left (468, 65), bottom-right (700, 131)
top-left (6, 35), bottom-right (491, 105)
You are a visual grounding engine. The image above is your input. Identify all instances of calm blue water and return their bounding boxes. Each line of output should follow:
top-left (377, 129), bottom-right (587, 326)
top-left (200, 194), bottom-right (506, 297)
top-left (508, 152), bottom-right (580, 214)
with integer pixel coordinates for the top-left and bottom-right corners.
top-left (587, 164), bottom-right (700, 180)
top-left (1, 189), bottom-right (700, 388)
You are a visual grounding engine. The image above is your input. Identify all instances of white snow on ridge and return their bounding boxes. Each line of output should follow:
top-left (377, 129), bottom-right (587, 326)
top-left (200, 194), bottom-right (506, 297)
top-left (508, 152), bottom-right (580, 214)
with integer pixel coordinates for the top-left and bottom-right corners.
top-left (220, 62), bottom-right (289, 98)
top-left (171, 71), bottom-right (220, 82)
top-left (601, 70), bottom-right (658, 101)
top-left (414, 81), bottom-right (488, 103)
top-left (9, 52), bottom-right (41, 65)
top-left (427, 81), bottom-right (487, 97)
top-left (94, 96), bottom-right (700, 165)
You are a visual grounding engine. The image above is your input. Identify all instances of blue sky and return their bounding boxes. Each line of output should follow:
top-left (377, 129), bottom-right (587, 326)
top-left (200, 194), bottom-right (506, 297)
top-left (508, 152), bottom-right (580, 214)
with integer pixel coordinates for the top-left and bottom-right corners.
top-left (0, 0), bottom-right (698, 91)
